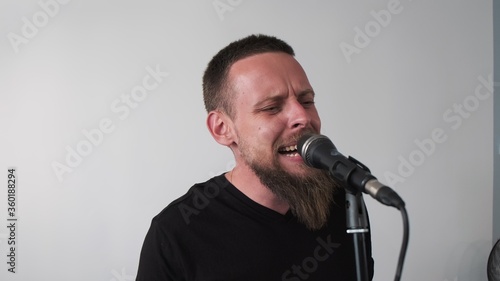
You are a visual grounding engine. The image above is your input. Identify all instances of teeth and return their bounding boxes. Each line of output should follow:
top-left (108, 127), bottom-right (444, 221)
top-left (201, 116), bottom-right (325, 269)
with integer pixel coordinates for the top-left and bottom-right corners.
top-left (280, 145), bottom-right (298, 152)
top-left (284, 152), bottom-right (299, 157)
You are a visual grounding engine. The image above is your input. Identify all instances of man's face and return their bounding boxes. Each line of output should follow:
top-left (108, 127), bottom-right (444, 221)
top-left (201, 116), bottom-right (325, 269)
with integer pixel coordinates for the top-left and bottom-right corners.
top-left (226, 52), bottom-right (337, 230)
top-left (228, 52), bottom-right (322, 176)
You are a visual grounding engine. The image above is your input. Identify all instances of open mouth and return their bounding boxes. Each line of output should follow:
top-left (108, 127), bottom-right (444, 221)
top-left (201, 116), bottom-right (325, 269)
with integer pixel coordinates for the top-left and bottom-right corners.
top-left (278, 144), bottom-right (299, 157)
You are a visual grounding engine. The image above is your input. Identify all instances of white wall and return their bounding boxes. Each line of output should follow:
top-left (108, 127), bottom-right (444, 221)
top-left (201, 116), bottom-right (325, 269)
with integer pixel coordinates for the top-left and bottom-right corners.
top-left (0, 1), bottom-right (493, 280)
top-left (493, 0), bottom-right (500, 249)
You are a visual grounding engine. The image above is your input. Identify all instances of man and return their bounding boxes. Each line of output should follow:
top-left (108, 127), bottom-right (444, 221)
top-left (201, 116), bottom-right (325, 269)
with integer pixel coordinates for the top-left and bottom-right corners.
top-left (136, 34), bottom-right (374, 280)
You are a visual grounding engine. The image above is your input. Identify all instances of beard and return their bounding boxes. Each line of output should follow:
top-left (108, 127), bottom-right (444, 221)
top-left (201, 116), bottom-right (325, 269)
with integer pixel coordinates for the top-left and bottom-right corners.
top-left (238, 136), bottom-right (341, 230)
top-left (250, 161), bottom-right (338, 230)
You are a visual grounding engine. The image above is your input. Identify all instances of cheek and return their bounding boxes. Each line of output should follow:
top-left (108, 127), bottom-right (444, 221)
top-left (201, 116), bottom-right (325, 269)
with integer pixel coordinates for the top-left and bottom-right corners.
top-left (240, 118), bottom-right (286, 147)
top-left (315, 119), bottom-right (321, 132)
top-left (257, 126), bottom-right (276, 140)
top-left (311, 111), bottom-right (321, 132)
top-left (254, 125), bottom-right (283, 149)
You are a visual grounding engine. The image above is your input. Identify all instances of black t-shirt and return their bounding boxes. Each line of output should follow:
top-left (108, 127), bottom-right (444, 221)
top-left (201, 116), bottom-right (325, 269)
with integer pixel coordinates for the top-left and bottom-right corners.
top-left (136, 174), bottom-right (374, 281)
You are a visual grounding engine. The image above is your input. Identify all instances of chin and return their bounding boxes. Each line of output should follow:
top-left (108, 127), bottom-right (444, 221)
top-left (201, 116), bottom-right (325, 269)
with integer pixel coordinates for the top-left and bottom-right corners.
top-left (283, 164), bottom-right (314, 178)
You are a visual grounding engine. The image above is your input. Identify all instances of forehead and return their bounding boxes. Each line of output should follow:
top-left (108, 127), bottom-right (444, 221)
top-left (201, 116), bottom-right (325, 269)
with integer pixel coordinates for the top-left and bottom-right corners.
top-left (227, 52), bottom-right (312, 99)
top-left (229, 52), bottom-right (307, 80)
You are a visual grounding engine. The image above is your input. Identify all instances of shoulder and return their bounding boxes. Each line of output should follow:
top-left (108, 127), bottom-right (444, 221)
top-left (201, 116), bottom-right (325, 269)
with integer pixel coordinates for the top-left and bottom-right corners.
top-left (152, 174), bottom-right (230, 228)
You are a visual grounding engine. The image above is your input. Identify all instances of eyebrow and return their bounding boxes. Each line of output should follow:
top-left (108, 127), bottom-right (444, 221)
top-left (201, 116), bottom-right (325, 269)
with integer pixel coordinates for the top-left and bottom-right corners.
top-left (253, 89), bottom-right (315, 109)
top-left (297, 89), bottom-right (315, 99)
top-left (253, 95), bottom-right (284, 110)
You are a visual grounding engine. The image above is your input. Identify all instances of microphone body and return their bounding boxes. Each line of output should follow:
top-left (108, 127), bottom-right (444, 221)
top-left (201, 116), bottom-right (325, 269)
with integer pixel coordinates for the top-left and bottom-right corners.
top-left (298, 134), bottom-right (405, 209)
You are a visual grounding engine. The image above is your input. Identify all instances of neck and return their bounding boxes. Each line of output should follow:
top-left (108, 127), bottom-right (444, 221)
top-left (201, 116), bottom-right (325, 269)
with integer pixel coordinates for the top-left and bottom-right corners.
top-left (226, 166), bottom-right (290, 215)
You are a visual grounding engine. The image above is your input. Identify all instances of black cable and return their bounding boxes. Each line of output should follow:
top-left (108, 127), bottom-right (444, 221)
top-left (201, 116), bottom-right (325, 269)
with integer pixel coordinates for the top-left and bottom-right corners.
top-left (394, 206), bottom-right (409, 281)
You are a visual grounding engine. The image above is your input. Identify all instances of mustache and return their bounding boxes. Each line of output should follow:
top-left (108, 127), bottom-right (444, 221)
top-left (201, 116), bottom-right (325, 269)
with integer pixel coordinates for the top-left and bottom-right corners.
top-left (274, 129), bottom-right (319, 150)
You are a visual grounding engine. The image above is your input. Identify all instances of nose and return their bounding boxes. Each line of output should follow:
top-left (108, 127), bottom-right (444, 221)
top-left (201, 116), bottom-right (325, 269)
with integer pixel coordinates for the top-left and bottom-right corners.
top-left (288, 99), bottom-right (310, 130)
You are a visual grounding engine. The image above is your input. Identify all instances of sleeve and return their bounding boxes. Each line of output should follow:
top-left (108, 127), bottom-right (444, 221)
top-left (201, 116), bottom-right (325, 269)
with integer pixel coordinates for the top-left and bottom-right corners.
top-left (135, 219), bottom-right (184, 281)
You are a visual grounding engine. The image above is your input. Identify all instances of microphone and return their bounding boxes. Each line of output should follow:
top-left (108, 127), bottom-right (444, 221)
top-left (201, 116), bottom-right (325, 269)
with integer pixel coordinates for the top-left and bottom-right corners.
top-left (298, 134), bottom-right (405, 209)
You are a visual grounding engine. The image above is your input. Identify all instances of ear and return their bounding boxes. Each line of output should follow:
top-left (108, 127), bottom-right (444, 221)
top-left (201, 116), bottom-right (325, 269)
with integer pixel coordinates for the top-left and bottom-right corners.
top-left (206, 110), bottom-right (236, 147)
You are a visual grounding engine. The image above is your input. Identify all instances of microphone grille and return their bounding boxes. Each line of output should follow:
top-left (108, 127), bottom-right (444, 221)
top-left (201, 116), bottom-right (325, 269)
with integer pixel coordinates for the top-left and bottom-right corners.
top-left (298, 134), bottom-right (323, 167)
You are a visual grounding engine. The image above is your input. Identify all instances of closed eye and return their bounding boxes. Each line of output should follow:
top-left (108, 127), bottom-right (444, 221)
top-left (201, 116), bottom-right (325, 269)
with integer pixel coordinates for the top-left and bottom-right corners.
top-left (301, 100), bottom-right (315, 107)
top-left (297, 90), bottom-right (316, 108)
top-left (261, 105), bottom-right (281, 114)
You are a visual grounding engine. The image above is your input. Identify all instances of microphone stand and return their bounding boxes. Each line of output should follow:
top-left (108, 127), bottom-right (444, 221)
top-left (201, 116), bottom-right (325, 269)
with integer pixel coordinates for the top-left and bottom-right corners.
top-left (345, 190), bottom-right (370, 281)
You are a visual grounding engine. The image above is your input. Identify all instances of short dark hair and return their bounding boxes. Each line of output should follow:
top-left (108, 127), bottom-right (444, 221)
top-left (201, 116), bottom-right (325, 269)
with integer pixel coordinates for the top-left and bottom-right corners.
top-left (202, 34), bottom-right (295, 117)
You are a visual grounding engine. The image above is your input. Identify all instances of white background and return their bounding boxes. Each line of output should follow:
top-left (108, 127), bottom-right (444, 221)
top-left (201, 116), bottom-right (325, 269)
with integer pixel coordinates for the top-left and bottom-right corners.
top-left (0, 0), bottom-right (494, 280)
